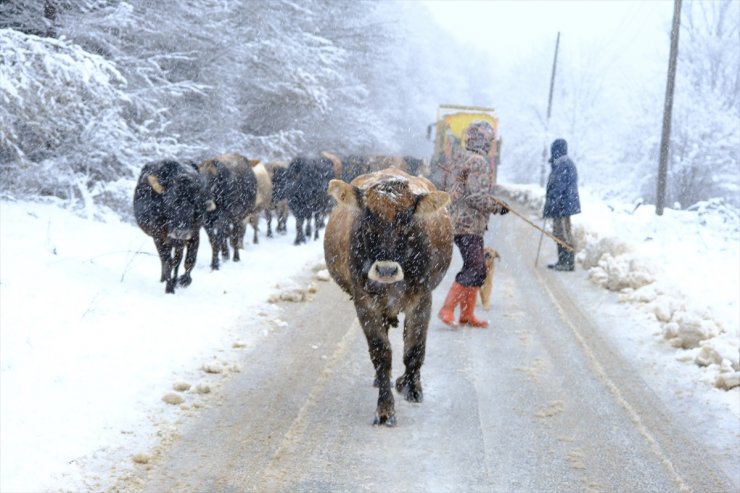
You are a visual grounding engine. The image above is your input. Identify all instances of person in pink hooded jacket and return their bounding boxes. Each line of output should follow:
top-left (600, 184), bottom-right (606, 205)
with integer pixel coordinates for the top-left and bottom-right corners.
top-left (438, 121), bottom-right (509, 328)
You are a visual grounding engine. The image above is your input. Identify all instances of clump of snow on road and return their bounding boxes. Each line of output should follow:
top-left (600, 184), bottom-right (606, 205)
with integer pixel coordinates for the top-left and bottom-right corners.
top-left (501, 184), bottom-right (740, 391)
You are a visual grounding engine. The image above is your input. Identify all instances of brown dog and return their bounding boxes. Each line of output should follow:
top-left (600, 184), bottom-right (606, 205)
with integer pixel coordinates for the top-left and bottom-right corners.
top-left (480, 247), bottom-right (500, 310)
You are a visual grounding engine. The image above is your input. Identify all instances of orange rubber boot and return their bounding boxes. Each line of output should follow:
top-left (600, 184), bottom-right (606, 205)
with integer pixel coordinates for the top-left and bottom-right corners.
top-left (459, 287), bottom-right (489, 328)
top-left (438, 281), bottom-right (466, 327)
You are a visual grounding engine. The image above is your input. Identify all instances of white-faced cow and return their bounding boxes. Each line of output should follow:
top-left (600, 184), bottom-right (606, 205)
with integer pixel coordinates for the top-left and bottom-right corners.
top-left (264, 160), bottom-right (290, 237)
top-left (246, 161), bottom-right (273, 244)
top-left (324, 168), bottom-right (453, 426)
top-left (133, 160), bottom-right (214, 294)
top-left (198, 153), bottom-right (258, 270)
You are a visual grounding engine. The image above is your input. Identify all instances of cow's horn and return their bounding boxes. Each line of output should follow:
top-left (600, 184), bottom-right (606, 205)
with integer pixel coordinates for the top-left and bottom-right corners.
top-left (147, 175), bottom-right (165, 194)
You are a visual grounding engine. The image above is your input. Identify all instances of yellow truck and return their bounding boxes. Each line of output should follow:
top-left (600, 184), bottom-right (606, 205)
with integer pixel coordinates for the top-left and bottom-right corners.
top-left (428, 104), bottom-right (501, 190)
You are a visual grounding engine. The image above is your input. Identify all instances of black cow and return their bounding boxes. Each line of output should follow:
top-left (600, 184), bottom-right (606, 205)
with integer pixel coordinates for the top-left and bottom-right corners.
top-left (402, 156), bottom-right (425, 176)
top-left (341, 154), bottom-right (370, 183)
top-left (198, 153), bottom-right (258, 270)
top-left (133, 160), bottom-right (214, 294)
top-left (285, 156), bottom-right (335, 245)
top-left (338, 155), bottom-right (427, 183)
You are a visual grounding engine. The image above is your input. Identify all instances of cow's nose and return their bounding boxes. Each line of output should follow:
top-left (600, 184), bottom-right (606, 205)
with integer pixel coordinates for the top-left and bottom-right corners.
top-left (368, 260), bottom-right (404, 283)
top-left (376, 263), bottom-right (398, 278)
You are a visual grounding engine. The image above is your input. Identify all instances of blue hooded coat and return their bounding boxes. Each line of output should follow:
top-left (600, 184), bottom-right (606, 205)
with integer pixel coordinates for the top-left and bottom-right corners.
top-left (544, 139), bottom-right (581, 218)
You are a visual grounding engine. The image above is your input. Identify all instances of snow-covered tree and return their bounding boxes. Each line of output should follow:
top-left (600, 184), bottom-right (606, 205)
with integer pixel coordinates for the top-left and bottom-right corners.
top-left (626, 0), bottom-right (739, 208)
top-left (0, 28), bottom-right (134, 212)
top-left (666, 0), bottom-right (739, 208)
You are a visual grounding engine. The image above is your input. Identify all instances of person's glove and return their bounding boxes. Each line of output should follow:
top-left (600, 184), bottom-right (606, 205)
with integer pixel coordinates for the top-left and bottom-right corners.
top-left (497, 201), bottom-right (510, 215)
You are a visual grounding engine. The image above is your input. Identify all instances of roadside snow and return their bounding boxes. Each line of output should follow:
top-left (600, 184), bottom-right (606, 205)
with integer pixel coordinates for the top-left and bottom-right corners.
top-left (1, 183), bottom-right (738, 492)
top-left (0, 198), bottom-right (325, 493)
top-left (503, 184), bottom-right (740, 391)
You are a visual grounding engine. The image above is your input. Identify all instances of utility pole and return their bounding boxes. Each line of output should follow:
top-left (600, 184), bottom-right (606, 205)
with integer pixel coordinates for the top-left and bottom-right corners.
top-left (44, 1), bottom-right (57, 38)
top-left (541, 32), bottom-right (560, 187)
top-left (656, 0), bottom-right (682, 215)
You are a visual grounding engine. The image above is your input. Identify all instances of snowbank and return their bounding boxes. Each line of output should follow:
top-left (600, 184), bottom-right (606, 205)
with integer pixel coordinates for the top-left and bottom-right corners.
top-left (501, 184), bottom-right (740, 391)
top-left (0, 198), bottom-right (326, 492)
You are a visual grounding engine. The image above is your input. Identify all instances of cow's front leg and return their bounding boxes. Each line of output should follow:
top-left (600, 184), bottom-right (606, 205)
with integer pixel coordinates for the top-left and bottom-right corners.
top-left (167, 242), bottom-right (184, 294)
top-left (357, 304), bottom-right (395, 426)
top-left (396, 293), bottom-right (431, 403)
top-left (294, 216), bottom-right (306, 245)
top-left (153, 238), bottom-right (170, 283)
top-left (179, 235), bottom-right (200, 287)
top-left (231, 222), bottom-right (245, 261)
top-left (249, 214), bottom-right (260, 244)
top-left (204, 224), bottom-right (221, 270)
top-left (313, 212), bottom-right (324, 240)
top-left (305, 215), bottom-right (313, 241)
top-left (278, 203), bottom-right (288, 233)
top-left (265, 209), bottom-right (273, 238)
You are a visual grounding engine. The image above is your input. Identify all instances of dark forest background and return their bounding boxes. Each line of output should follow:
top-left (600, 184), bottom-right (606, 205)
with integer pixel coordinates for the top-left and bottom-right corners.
top-left (1, 0), bottom-right (737, 219)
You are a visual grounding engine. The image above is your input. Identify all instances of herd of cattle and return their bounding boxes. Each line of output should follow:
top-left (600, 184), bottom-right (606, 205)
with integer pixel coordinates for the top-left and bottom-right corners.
top-left (133, 151), bottom-right (428, 294)
top-left (135, 153), bottom-right (453, 427)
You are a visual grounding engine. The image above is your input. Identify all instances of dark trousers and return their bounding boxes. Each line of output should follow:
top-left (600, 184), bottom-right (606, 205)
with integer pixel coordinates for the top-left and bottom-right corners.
top-left (454, 234), bottom-right (487, 287)
top-left (552, 216), bottom-right (573, 248)
top-left (551, 216), bottom-right (575, 267)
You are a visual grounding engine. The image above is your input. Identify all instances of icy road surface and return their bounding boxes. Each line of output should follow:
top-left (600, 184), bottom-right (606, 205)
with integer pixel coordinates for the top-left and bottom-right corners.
top-left (113, 215), bottom-right (737, 493)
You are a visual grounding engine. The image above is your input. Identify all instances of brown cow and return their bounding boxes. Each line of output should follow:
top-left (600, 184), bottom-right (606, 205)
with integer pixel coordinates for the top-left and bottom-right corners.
top-left (324, 168), bottom-right (453, 426)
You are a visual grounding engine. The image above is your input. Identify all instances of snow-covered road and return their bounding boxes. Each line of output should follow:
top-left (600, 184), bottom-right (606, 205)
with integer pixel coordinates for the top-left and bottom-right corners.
top-left (109, 211), bottom-right (737, 493)
top-left (1, 189), bottom-right (736, 492)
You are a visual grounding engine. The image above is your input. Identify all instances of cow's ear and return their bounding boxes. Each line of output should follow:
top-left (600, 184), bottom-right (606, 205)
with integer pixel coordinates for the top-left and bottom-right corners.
top-left (147, 174), bottom-right (165, 194)
top-left (415, 191), bottom-right (449, 216)
top-left (328, 179), bottom-right (360, 208)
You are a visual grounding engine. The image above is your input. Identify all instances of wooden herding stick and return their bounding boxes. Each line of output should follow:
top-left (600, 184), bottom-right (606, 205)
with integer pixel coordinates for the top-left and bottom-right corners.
top-left (490, 196), bottom-right (575, 253)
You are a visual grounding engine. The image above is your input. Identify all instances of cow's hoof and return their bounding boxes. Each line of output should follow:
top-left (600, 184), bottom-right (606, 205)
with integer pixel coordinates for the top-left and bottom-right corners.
top-left (373, 414), bottom-right (397, 427)
top-left (396, 377), bottom-right (423, 403)
top-left (178, 275), bottom-right (192, 287)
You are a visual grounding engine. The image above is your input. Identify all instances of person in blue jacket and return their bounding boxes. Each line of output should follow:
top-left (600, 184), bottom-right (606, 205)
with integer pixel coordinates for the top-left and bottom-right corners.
top-left (543, 138), bottom-right (580, 271)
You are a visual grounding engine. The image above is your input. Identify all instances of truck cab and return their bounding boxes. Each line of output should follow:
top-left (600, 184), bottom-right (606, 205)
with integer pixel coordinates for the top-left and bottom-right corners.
top-left (428, 104), bottom-right (501, 190)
